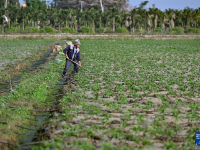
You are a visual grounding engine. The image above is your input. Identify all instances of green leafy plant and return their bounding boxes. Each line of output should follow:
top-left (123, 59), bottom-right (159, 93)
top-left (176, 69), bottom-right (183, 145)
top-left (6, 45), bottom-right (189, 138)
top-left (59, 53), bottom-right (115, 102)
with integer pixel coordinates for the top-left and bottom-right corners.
top-left (96, 27), bottom-right (106, 33)
top-left (154, 28), bottom-right (164, 34)
top-left (78, 27), bottom-right (94, 34)
top-left (25, 27), bottom-right (40, 33)
top-left (170, 27), bottom-right (184, 34)
top-left (62, 27), bottom-right (75, 33)
top-left (43, 26), bottom-right (55, 33)
top-left (185, 28), bottom-right (200, 34)
top-left (116, 27), bottom-right (129, 33)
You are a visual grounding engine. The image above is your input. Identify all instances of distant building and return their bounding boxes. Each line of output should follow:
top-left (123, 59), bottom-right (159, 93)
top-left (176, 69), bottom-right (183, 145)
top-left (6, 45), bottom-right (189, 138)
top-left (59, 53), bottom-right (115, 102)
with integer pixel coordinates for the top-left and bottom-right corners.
top-left (20, 3), bottom-right (27, 7)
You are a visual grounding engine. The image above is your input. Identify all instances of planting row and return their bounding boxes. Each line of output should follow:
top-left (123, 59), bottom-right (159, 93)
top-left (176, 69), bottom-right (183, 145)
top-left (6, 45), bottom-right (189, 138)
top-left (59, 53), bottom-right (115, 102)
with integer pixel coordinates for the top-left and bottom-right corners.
top-left (0, 39), bottom-right (54, 71)
top-left (32, 39), bottom-right (200, 150)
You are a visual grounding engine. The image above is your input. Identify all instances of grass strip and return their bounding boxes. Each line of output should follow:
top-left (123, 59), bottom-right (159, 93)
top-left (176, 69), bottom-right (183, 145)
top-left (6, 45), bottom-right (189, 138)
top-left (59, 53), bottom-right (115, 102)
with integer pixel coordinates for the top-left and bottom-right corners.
top-left (0, 51), bottom-right (65, 147)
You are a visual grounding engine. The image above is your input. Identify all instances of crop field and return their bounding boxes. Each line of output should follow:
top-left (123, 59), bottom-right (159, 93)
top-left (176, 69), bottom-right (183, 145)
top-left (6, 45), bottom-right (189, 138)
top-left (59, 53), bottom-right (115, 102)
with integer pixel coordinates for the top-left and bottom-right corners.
top-left (0, 39), bottom-right (53, 71)
top-left (0, 39), bottom-right (200, 150)
top-left (30, 39), bottom-right (200, 150)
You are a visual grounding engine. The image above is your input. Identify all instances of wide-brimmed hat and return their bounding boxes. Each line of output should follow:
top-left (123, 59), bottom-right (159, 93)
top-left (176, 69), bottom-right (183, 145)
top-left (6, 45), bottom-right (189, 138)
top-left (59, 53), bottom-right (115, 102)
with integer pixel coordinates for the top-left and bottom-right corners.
top-left (74, 39), bottom-right (81, 45)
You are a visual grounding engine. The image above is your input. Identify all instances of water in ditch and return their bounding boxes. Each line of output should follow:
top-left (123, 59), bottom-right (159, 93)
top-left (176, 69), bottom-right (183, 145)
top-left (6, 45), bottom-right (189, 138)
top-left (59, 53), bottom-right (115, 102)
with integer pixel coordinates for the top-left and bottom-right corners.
top-left (16, 72), bottom-right (71, 150)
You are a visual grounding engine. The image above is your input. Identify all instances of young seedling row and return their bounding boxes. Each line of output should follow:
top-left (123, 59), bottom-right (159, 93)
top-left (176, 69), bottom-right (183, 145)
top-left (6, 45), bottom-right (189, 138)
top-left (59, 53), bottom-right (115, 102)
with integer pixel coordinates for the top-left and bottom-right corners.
top-left (0, 39), bottom-right (53, 72)
top-left (0, 39), bottom-right (199, 150)
top-left (32, 39), bottom-right (200, 150)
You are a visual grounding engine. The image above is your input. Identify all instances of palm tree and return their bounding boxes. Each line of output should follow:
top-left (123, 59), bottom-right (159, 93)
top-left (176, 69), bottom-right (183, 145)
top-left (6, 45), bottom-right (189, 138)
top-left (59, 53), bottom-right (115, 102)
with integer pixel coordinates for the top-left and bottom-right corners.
top-left (48, 8), bottom-right (56, 28)
top-left (183, 7), bottom-right (192, 28)
top-left (74, 8), bottom-right (82, 29)
top-left (129, 8), bottom-right (138, 33)
top-left (106, 7), bottom-right (120, 32)
top-left (11, 5), bottom-right (20, 31)
top-left (38, 8), bottom-right (48, 29)
top-left (1, 0), bottom-right (200, 34)
top-left (157, 10), bottom-right (166, 30)
top-left (19, 6), bottom-right (26, 31)
top-left (82, 8), bottom-right (96, 31)
top-left (57, 9), bottom-right (64, 30)
top-left (149, 8), bottom-right (160, 29)
top-left (0, 9), bottom-right (6, 33)
top-left (137, 9), bottom-right (148, 30)
top-left (165, 8), bottom-right (176, 29)
top-left (95, 8), bottom-right (103, 28)
top-left (118, 10), bottom-right (128, 28)
top-left (29, 7), bottom-right (39, 27)
top-left (191, 9), bottom-right (200, 28)
top-left (174, 9), bottom-right (183, 27)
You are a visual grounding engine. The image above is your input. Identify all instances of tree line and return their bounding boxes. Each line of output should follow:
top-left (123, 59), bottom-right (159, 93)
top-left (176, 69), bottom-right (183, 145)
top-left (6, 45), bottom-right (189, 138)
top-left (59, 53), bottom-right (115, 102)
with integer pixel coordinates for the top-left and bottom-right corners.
top-left (0, 0), bottom-right (200, 33)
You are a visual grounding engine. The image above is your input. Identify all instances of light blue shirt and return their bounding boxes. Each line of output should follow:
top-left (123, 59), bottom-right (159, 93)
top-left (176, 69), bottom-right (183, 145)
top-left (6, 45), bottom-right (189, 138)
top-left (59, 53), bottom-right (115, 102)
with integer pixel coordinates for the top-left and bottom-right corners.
top-left (72, 49), bottom-right (77, 60)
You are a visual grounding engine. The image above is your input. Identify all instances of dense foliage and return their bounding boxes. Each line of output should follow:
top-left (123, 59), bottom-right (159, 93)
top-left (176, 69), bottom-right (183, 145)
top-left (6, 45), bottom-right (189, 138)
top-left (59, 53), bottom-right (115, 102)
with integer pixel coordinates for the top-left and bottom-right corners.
top-left (0, 0), bottom-right (200, 34)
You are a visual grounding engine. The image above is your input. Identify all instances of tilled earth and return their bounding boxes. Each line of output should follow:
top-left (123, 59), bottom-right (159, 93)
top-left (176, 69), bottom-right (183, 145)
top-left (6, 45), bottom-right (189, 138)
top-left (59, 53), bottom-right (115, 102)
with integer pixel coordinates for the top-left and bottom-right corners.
top-left (30, 40), bottom-right (200, 150)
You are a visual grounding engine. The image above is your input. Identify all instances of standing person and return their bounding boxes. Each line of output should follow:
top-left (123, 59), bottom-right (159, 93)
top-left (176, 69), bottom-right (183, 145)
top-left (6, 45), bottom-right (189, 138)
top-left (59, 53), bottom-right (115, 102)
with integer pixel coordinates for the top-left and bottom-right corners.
top-left (62, 39), bottom-right (82, 77)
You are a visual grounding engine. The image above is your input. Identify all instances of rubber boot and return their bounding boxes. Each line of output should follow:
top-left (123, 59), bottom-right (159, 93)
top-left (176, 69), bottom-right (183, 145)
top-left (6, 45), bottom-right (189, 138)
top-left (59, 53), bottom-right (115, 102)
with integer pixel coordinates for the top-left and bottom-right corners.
top-left (62, 71), bottom-right (66, 78)
top-left (75, 69), bottom-right (79, 73)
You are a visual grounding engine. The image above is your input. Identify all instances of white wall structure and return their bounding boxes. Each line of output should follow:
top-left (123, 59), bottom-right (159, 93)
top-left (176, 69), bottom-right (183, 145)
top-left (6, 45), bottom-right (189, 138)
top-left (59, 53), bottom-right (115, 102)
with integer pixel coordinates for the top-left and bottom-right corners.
top-left (100, 0), bottom-right (104, 13)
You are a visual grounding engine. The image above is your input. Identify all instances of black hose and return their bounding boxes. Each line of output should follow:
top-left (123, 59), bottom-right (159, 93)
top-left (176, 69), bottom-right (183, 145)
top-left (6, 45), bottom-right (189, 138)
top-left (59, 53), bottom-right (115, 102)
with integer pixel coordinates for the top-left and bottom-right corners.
top-left (23, 117), bottom-right (39, 121)
top-left (19, 141), bottom-right (45, 146)
top-left (30, 109), bottom-right (58, 112)
top-left (14, 132), bottom-right (44, 136)
top-left (15, 125), bottom-right (37, 131)
top-left (0, 140), bottom-right (18, 147)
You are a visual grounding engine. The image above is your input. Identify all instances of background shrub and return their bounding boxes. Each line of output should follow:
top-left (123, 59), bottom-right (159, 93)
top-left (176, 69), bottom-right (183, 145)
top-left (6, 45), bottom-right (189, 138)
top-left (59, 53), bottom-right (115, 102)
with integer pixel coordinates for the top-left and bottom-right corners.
top-left (5, 27), bottom-right (15, 33)
top-left (78, 27), bottom-right (94, 34)
top-left (40, 29), bottom-right (45, 33)
top-left (104, 27), bottom-right (114, 33)
top-left (25, 27), bottom-right (40, 33)
top-left (62, 27), bottom-right (75, 33)
top-left (43, 26), bottom-right (55, 33)
top-left (55, 30), bottom-right (62, 33)
top-left (96, 27), bottom-right (105, 33)
top-left (184, 28), bottom-right (200, 34)
top-left (170, 27), bottom-right (184, 34)
top-left (134, 29), bottom-right (144, 33)
top-left (154, 28), bottom-right (164, 34)
top-left (116, 27), bottom-right (129, 33)
top-left (106, 27), bottom-right (112, 31)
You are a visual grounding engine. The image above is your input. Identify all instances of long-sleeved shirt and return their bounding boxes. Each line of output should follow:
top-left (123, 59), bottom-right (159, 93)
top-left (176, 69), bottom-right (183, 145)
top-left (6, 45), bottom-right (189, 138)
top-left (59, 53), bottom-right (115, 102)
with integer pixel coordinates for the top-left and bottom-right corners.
top-left (63, 45), bottom-right (81, 61)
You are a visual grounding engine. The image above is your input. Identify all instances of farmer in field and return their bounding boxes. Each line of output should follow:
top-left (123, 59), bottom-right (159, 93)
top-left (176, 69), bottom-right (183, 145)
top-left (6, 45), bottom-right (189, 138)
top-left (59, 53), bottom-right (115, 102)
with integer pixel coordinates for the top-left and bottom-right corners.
top-left (62, 39), bottom-right (82, 77)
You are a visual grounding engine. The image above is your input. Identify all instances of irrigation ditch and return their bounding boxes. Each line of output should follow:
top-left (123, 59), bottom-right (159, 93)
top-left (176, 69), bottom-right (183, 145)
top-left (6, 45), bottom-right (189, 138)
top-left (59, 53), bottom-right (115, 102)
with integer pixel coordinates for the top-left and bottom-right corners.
top-left (0, 72), bottom-right (76, 149)
top-left (0, 40), bottom-right (78, 149)
top-left (15, 72), bottom-right (75, 150)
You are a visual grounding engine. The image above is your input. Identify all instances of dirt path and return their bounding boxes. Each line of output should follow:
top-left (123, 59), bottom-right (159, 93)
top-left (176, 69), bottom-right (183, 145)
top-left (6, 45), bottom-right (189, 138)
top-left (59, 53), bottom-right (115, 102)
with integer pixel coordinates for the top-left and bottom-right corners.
top-left (0, 34), bottom-right (200, 40)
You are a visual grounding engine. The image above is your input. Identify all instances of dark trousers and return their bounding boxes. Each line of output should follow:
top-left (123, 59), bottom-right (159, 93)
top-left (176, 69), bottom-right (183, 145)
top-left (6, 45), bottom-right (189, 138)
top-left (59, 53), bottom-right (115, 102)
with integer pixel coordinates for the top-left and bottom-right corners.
top-left (63, 59), bottom-right (79, 74)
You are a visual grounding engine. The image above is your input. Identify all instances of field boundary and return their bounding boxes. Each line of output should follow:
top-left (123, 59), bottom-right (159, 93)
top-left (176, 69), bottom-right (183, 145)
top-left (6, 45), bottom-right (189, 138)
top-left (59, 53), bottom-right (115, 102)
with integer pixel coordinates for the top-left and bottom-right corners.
top-left (0, 34), bottom-right (200, 40)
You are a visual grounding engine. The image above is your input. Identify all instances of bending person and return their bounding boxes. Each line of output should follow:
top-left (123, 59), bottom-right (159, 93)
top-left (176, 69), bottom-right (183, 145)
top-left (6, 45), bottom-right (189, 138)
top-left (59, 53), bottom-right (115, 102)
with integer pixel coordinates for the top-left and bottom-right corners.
top-left (62, 39), bottom-right (82, 77)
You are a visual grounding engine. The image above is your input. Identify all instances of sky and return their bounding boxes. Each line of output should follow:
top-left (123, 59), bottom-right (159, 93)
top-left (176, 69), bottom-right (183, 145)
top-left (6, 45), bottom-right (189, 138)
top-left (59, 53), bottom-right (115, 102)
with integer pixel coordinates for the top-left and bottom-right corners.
top-left (19, 0), bottom-right (200, 11)
top-left (129, 0), bottom-right (200, 11)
